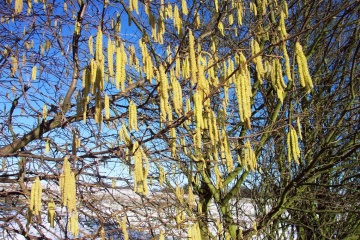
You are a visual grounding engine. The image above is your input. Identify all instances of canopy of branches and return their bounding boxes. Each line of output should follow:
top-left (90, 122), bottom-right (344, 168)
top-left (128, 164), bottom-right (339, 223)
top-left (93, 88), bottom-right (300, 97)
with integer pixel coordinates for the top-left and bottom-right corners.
top-left (0, 0), bottom-right (359, 239)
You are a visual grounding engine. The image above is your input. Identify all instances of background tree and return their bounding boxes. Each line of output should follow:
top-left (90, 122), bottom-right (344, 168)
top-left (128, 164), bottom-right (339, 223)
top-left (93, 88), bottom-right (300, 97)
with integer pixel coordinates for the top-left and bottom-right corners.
top-left (0, 0), bottom-right (359, 239)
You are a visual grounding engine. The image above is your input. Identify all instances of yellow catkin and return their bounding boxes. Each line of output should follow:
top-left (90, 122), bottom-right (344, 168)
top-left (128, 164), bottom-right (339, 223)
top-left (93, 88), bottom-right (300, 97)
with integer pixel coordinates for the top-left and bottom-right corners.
top-left (88, 35), bottom-right (93, 56)
top-left (188, 30), bottom-right (197, 84)
top-left (283, 1), bottom-right (289, 18)
top-left (42, 104), bottom-right (47, 120)
top-left (159, 231), bottom-right (165, 240)
top-left (244, 140), bottom-right (256, 171)
top-left (14, 0), bottom-right (23, 14)
top-left (45, 140), bottom-right (50, 154)
top-left (69, 212), bottom-right (79, 237)
top-left (291, 128), bottom-right (301, 164)
top-left (96, 27), bottom-right (103, 62)
top-left (214, 164), bottom-right (223, 189)
top-left (104, 94), bottom-right (110, 119)
top-left (271, 59), bottom-right (286, 103)
top-left (31, 65), bottom-right (37, 80)
top-left (188, 222), bottom-right (202, 239)
top-left (63, 2), bottom-right (67, 12)
top-left (297, 117), bottom-right (303, 140)
top-left (128, 100), bottom-right (138, 131)
top-left (108, 37), bottom-right (114, 77)
top-left (235, 53), bottom-right (252, 128)
top-left (170, 127), bottom-right (176, 156)
top-left (112, 178), bottom-right (116, 188)
top-left (159, 166), bottom-right (165, 186)
top-left (278, 11), bottom-right (288, 39)
top-left (295, 42), bottom-right (313, 93)
top-left (61, 157), bottom-right (77, 212)
top-left (30, 176), bottom-right (42, 216)
top-left (170, 69), bottom-right (183, 115)
top-left (48, 200), bottom-right (55, 228)
top-left (187, 186), bottom-right (195, 208)
top-left (236, 2), bottom-right (243, 25)
top-left (250, 2), bottom-right (257, 16)
top-left (11, 57), bottom-right (18, 76)
top-left (228, 14), bottom-right (234, 25)
top-left (282, 43), bottom-right (292, 81)
top-left (115, 42), bottom-right (127, 90)
top-left (251, 39), bottom-right (264, 84)
top-left (130, 0), bottom-right (139, 14)
top-left (133, 142), bottom-right (149, 194)
top-left (121, 216), bottom-right (129, 240)
top-left (218, 22), bottom-right (224, 36)
top-left (159, 65), bottom-right (169, 122)
top-left (182, 0), bottom-right (188, 15)
top-left (173, 5), bottom-right (182, 35)
top-left (287, 128), bottom-right (301, 164)
top-left (175, 185), bottom-right (184, 204)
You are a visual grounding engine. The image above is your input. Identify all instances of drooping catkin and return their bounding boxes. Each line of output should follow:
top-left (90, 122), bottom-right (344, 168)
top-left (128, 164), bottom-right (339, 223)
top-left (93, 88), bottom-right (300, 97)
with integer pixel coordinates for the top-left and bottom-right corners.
top-left (29, 176), bottom-right (42, 216)
top-left (235, 53), bottom-right (252, 129)
top-left (104, 94), bottom-right (110, 119)
top-left (128, 100), bottom-right (138, 131)
top-left (170, 127), bottom-right (176, 156)
top-left (107, 37), bottom-right (114, 77)
top-left (11, 56), bottom-right (18, 76)
top-left (42, 104), bottom-right (48, 120)
top-left (287, 128), bottom-right (301, 164)
top-left (48, 200), bottom-right (55, 228)
top-left (45, 139), bottom-right (50, 154)
top-left (173, 5), bottom-right (182, 35)
top-left (244, 140), bottom-right (256, 171)
top-left (297, 117), bottom-right (303, 140)
top-left (214, 0), bottom-right (219, 12)
top-left (188, 222), bottom-right (202, 239)
top-left (31, 65), bottom-right (37, 80)
top-left (251, 39), bottom-right (264, 84)
top-left (159, 166), bottom-right (165, 186)
top-left (88, 35), bottom-right (94, 55)
top-left (182, 0), bottom-right (188, 15)
top-left (14, 0), bottom-right (23, 14)
top-left (271, 58), bottom-right (286, 103)
top-left (236, 2), bottom-right (243, 25)
top-left (130, 0), bottom-right (139, 14)
top-left (61, 157), bottom-right (77, 212)
top-left (282, 42), bottom-right (292, 81)
top-left (187, 186), bottom-right (195, 208)
top-left (188, 30), bottom-right (197, 84)
top-left (295, 42), bottom-right (313, 93)
top-left (218, 22), bottom-right (224, 36)
top-left (96, 27), bottom-right (103, 62)
top-left (278, 11), bottom-right (288, 40)
top-left (159, 65), bottom-right (169, 122)
top-left (214, 164), bottom-right (223, 189)
top-left (170, 69), bottom-right (183, 115)
top-left (133, 142), bottom-right (149, 194)
top-left (119, 216), bottom-right (129, 240)
top-left (159, 231), bottom-right (165, 240)
top-left (175, 185), bottom-right (184, 204)
top-left (68, 212), bottom-right (79, 237)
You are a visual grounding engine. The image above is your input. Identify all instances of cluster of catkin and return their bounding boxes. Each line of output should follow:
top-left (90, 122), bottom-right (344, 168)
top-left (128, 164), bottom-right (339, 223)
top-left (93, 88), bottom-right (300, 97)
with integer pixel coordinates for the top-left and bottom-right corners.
top-left (287, 128), bottom-right (301, 164)
top-left (188, 222), bottom-right (202, 239)
top-left (235, 53), bottom-right (252, 129)
top-left (29, 176), bottom-right (42, 216)
top-left (133, 142), bottom-right (149, 194)
top-left (295, 42), bottom-right (313, 93)
top-left (243, 140), bottom-right (257, 171)
top-left (116, 216), bottom-right (129, 240)
top-left (59, 157), bottom-right (79, 236)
